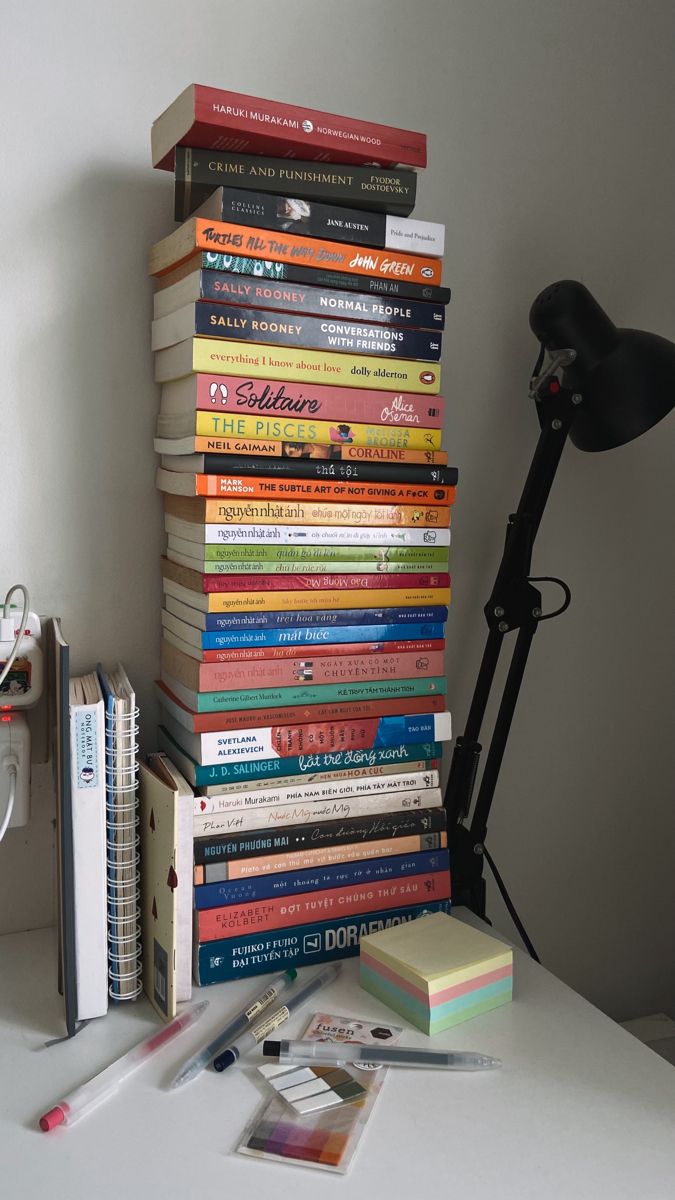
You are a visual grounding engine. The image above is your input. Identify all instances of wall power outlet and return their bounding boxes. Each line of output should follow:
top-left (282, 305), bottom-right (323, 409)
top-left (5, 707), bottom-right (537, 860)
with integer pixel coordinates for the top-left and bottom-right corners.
top-left (0, 712), bottom-right (31, 830)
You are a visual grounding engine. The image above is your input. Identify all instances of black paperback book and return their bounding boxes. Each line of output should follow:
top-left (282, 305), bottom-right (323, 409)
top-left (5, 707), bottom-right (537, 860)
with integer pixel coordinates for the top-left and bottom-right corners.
top-left (174, 147), bottom-right (418, 221)
top-left (193, 806), bottom-right (447, 865)
top-left (187, 452), bottom-right (457, 487)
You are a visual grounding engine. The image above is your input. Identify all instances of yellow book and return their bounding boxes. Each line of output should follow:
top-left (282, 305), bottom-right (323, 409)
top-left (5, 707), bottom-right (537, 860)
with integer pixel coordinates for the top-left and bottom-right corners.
top-left (154, 336), bottom-right (441, 395)
top-left (162, 575), bottom-right (451, 614)
top-left (193, 410), bottom-right (442, 450)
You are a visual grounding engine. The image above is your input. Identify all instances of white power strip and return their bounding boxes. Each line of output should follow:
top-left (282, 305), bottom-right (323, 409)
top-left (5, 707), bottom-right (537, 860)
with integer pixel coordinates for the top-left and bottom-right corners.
top-left (0, 711), bottom-right (31, 832)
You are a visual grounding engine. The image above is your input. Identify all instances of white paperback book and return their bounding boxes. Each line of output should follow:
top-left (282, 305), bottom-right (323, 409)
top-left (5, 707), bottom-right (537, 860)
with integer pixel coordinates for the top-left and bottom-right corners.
top-left (68, 672), bottom-right (108, 1021)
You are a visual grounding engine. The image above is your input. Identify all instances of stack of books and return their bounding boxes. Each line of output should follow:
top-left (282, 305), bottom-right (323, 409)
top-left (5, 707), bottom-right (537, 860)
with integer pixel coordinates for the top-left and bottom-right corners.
top-left (149, 87), bottom-right (456, 984)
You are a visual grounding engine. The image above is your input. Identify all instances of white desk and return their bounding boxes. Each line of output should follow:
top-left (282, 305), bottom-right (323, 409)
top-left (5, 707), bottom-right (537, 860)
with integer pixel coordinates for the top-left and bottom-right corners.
top-left (1, 910), bottom-right (674, 1199)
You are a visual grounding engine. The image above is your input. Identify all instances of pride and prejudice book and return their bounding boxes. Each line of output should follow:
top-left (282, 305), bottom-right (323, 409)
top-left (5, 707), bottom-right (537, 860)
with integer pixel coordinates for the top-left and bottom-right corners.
top-left (151, 302), bottom-right (442, 360)
top-left (152, 88), bottom-right (426, 171)
top-left (155, 251), bottom-right (451, 305)
top-left (191, 187), bottom-right (444, 256)
top-left (149, 218), bottom-right (441, 284)
top-left (153, 270), bottom-right (446, 329)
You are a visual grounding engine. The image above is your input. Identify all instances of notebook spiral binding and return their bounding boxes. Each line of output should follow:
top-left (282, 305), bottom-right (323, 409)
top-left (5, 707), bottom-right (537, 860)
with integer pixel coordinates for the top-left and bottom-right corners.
top-left (106, 704), bottom-right (142, 1000)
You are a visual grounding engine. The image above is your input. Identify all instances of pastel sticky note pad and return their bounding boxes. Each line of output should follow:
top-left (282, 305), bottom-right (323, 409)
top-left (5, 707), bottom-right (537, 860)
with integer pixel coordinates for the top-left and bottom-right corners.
top-left (258, 1063), bottom-right (297, 1079)
top-left (359, 913), bottom-right (513, 1035)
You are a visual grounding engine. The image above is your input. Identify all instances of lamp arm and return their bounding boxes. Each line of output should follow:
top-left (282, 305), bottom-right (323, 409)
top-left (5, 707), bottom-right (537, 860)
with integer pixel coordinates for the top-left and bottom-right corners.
top-left (444, 376), bottom-right (581, 917)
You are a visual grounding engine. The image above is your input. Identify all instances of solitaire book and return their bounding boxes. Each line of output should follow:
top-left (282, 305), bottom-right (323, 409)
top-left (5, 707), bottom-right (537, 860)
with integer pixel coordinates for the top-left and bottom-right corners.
top-left (152, 86), bottom-right (426, 171)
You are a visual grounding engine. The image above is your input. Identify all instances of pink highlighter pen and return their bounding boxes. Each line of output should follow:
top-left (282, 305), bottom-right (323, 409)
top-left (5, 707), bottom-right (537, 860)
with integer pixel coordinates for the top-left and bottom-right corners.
top-left (39, 1000), bottom-right (209, 1131)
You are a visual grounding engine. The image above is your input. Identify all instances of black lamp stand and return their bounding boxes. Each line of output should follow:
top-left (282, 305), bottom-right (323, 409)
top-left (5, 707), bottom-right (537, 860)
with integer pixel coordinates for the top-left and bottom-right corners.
top-left (444, 363), bottom-right (580, 955)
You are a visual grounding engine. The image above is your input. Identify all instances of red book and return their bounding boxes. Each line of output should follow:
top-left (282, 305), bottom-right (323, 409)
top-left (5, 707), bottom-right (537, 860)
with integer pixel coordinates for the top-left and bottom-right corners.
top-left (162, 639), bottom-right (446, 692)
top-left (178, 638), bottom-right (444, 664)
top-left (196, 871), bottom-right (450, 942)
top-left (156, 679), bottom-right (446, 733)
top-left (162, 560), bottom-right (451, 594)
top-left (152, 85), bottom-right (427, 171)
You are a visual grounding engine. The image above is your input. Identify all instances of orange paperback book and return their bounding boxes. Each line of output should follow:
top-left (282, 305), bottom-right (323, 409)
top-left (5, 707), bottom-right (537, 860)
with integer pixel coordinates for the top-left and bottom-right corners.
top-left (155, 467), bottom-right (455, 507)
top-left (149, 218), bottom-right (442, 284)
top-left (163, 492), bottom-right (451, 528)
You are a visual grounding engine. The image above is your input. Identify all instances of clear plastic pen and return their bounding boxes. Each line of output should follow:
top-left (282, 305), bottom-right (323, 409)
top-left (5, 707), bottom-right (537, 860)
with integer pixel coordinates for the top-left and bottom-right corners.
top-left (170, 968), bottom-right (298, 1089)
top-left (263, 1038), bottom-right (502, 1071)
top-left (39, 1001), bottom-right (209, 1131)
top-left (213, 961), bottom-right (341, 1072)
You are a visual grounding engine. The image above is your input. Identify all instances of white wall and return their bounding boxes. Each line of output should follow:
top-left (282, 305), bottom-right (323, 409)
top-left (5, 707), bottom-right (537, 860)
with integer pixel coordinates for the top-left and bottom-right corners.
top-left (1, 0), bottom-right (673, 1021)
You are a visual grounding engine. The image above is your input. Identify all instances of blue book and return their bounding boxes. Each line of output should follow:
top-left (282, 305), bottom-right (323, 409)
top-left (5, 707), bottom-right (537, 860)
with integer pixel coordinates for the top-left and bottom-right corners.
top-left (194, 901), bottom-right (451, 983)
top-left (199, 622), bottom-right (445, 650)
top-left (159, 727), bottom-right (443, 787)
top-left (180, 605), bottom-right (449, 632)
top-left (194, 849), bottom-right (450, 910)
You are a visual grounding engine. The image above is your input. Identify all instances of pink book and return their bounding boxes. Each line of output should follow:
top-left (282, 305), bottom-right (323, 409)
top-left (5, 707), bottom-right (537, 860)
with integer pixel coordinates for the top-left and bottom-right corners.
top-left (196, 871), bottom-right (450, 941)
top-left (161, 373), bottom-right (445, 429)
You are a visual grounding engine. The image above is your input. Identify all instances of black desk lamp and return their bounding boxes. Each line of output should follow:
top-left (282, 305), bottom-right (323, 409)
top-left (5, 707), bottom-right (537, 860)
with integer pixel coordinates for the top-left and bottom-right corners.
top-left (444, 280), bottom-right (675, 956)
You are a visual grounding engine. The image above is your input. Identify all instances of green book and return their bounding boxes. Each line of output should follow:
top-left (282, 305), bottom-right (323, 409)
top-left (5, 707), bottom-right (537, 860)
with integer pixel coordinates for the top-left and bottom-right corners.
top-left (162, 672), bottom-right (447, 713)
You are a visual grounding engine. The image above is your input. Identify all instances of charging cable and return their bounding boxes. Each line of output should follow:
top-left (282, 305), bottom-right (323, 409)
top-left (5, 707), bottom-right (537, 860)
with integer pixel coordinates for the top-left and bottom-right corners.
top-left (0, 583), bottom-right (30, 689)
top-left (0, 584), bottom-right (30, 843)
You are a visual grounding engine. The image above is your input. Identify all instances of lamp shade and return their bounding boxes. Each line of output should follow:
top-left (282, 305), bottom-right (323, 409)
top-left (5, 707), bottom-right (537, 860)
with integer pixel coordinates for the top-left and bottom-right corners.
top-left (529, 280), bottom-right (675, 452)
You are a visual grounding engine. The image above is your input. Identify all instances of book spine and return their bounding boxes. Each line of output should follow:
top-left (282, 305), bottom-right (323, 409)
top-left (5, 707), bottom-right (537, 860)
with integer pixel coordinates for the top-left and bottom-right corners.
top-left (164, 495), bottom-right (449, 526)
top-left (159, 685), bottom-right (445, 734)
top-left (170, 712), bottom-right (451, 764)
top-left (159, 104), bottom-right (426, 172)
top-left (169, 542), bottom-right (449, 564)
top-left (194, 804), bottom-right (447, 864)
top-left (194, 901), bottom-right (450, 982)
top-left (170, 557), bottom-right (447, 578)
top-left (179, 271), bottom-right (446, 328)
top-left (164, 641), bottom-right (447, 691)
top-left (174, 149), bottom-right (418, 219)
top-left (150, 218), bottom-right (442, 286)
top-left (163, 677), bottom-right (448, 712)
top-left (164, 582), bottom-right (452, 615)
top-left (193, 787), bottom-right (443, 836)
top-left (195, 453), bottom-right (455, 485)
top-left (194, 191), bottom-right (442, 256)
top-left (195, 848), bottom-right (448, 908)
top-left (174, 636), bottom-right (445, 663)
top-left (180, 435), bottom-right (448, 464)
top-left (155, 303), bottom-right (442, 362)
top-left (171, 373), bottom-right (446, 429)
top-left (162, 250), bottom-right (452, 305)
top-left (177, 523), bottom-right (451, 547)
top-left (195, 605), bottom-right (450, 630)
top-left (195, 830), bottom-right (447, 883)
top-left (188, 740), bottom-right (444, 787)
top-left (158, 470), bottom-right (453, 506)
top-left (162, 557), bottom-right (450, 595)
top-left (194, 410), bottom-right (443, 449)
top-left (197, 871), bottom-right (450, 942)
top-left (156, 338), bottom-right (441, 395)
top-left (200, 761), bottom-right (438, 798)
top-left (193, 768), bottom-right (440, 815)
top-left (193, 623), bottom-right (445, 649)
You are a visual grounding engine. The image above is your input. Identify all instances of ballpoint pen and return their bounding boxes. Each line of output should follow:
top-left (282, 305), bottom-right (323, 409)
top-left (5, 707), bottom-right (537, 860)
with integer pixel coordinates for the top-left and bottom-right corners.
top-left (170, 968), bottom-right (298, 1089)
top-left (213, 961), bottom-right (341, 1072)
top-left (38, 1001), bottom-right (209, 1131)
top-left (262, 1038), bottom-right (502, 1071)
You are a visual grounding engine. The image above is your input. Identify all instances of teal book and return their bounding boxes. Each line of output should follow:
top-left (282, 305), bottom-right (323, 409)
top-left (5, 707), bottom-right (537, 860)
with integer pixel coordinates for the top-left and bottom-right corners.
top-left (159, 726), bottom-right (442, 787)
top-left (161, 671), bottom-right (447, 713)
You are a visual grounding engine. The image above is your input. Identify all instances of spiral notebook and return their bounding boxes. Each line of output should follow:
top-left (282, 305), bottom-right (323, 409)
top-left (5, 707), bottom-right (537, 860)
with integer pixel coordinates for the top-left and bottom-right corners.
top-left (97, 663), bottom-right (142, 1001)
